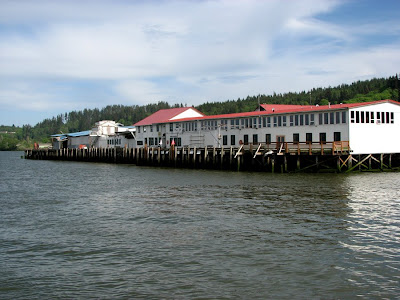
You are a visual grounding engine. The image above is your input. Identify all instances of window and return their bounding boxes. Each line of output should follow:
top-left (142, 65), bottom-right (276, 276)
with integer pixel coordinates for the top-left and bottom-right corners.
top-left (366, 111), bottom-right (370, 123)
top-left (356, 111), bottom-right (360, 123)
top-left (334, 132), bottom-right (341, 142)
top-left (244, 134), bottom-right (249, 145)
top-left (319, 113), bottom-right (323, 125)
top-left (290, 115), bottom-right (294, 126)
top-left (305, 114), bottom-right (309, 125)
top-left (300, 115), bottom-right (304, 126)
top-left (306, 133), bottom-right (312, 144)
top-left (262, 117), bottom-right (267, 127)
top-left (236, 119), bottom-right (240, 129)
top-left (342, 111), bottom-right (347, 123)
top-left (156, 125), bottom-right (160, 132)
top-left (381, 112), bottom-right (386, 123)
top-left (335, 112), bottom-right (340, 124)
top-left (230, 119), bottom-right (235, 129)
top-left (266, 134), bottom-right (271, 144)
top-left (253, 134), bottom-right (258, 144)
top-left (391, 112), bottom-right (394, 124)
top-left (278, 116), bottom-right (282, 127)
top-left (231, 135), bottom-right (236, 145)
top-left (241, 119), bottom-right (245, 129)
top-left (223, 135), bottom-right (228, 146)
top-left (351, 111), bottom-right (355, 123)
top-left (330, 112), bottom-right (334, 124)
top-left (137, 126), bottom-right (141, 133)
top-left (170, 123), bottom-right (173, 131)
top-left (273, 116), bottom-right (277, 127)
top-left (386, 112), bottom-right (390, 124)
top-left (137, 141), bottom-right (143, 146)
top-left (267, 117), bottom-right (271, 127)
top-left (360, 111), bottom-right (365, 123)
top-left (293, 133), bottom-right (299, 144)
top-left (295, 115), bottom-right (299, 126)
top-left (150, 125), bottom-right (153, 132)
top-left (310, 114), bottom-right (315, 125)
top-left (324, 113), bottom-right (329, 124)
top-left (283, 116), bottom-right (287, 127)
top-left (370, 112), bottom-right (374, 123)
top-left (259, 117), bottom-right (262, 128)
top-left (319, 132), bottom-right (326, 144)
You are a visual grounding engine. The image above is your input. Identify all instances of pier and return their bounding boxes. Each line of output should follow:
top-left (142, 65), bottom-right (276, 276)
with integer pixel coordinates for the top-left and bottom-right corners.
top-left (24, 141), bottom-right (400, 173)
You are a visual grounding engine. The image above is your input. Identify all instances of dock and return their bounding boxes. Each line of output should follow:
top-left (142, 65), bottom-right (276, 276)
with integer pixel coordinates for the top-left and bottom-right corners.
top-left (24, 141), bottom-right (400, 173)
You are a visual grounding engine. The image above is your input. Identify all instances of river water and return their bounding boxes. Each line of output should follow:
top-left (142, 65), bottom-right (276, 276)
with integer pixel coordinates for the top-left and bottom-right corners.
top-left (0, 151), bottom-right (399, 299)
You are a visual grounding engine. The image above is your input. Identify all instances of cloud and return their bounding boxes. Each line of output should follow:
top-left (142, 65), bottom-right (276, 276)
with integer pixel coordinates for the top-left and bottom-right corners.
top-left (0, 0), bottom-right (399, 126)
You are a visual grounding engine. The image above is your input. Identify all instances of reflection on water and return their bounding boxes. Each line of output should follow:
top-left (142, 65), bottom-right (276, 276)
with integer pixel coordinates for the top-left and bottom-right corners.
top-left (0, 152), bottom-right (399, 299)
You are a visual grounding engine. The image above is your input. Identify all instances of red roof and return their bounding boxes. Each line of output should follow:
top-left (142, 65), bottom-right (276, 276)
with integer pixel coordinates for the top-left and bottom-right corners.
top-left (134, 99), bottom-right (399, 125)
top-left (168, 99), bottom-right (399, 123)
top-left (134, 107), bottom-right (204, 126)
top-left (259, 104), bottom-right (304, 111)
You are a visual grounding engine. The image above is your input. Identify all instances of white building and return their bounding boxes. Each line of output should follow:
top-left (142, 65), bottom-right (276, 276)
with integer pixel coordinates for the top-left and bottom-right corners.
top-left (51, 120), bottom-right (136, 149)
top-left (134, 100), bottom-right (400, 155)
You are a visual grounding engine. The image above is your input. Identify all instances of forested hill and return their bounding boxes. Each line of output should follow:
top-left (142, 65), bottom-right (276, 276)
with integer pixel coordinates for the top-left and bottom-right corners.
top-left (1, 75), bottom-right (399, 150)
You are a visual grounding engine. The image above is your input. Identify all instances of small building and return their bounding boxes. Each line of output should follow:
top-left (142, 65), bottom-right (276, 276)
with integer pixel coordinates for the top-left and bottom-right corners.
top-left (51, 120), bottom-right (136, 149)
top-left (134, 100), bottom-right (400, 155)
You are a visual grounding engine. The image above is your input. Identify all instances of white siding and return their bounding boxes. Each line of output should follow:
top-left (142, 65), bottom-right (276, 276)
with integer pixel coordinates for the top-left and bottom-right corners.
top-left (170, 108), bottom-right (204, 120)
top-left (349, 102), bottom-right (400, 154)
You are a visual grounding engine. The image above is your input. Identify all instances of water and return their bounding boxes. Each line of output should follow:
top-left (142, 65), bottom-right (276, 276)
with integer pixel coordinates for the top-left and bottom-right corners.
top-left (0, 151), bottom-right (399, 299)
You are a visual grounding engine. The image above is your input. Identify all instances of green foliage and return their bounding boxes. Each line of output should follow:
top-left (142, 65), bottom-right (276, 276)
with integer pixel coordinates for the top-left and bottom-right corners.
top-left (1, 75), bottom-right (399, 149)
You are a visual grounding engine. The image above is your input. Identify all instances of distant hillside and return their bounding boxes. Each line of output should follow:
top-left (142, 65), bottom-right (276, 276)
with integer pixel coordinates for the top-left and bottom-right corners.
top-left (1, 75), bottom-right (399, 150)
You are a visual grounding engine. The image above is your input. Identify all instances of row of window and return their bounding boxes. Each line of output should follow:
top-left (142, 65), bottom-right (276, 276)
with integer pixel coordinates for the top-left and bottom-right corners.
top-left (194, 112), bottom-right (346, 132)
top-left (138, 132), bottom-right (343, 147)
top-left (107, 138), bottom-right (122, 145)
top-left (350, 111), bottom-right (394, 124)
top-left (221, 132), bottom-right (342, 146)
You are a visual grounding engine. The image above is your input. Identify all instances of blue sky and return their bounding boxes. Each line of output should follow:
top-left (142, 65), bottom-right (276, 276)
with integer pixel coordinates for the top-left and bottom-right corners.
top-left (1, 0), bottom-right (399, 126)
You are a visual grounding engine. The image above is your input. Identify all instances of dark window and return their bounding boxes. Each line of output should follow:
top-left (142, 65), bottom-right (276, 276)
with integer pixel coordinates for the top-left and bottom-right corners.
top-left (360, 111), bottom-right (365, 123)
top-left (305, 114), bottom-right (309, 125)
top-left (137, 141), bottom-right (144, 146)
top-left (330, 112), bottom-right (334, 124)
top-left (295, 115), bottom-right (299, 126)
top-left (278, 116), bottom-right (282, 127)
top-left (223, 135), bottom-right (228, 146)
top-left (319, 132), bottom-right (326, 144)
top-left (342, 111), bottom-right (347, 123)
top-left (334, 132), bottom-right (341, 142)
top-left (283, 116), bottom-right (287, 127)
top-left (391, 112), bottom-right (394, 124)
top-left (386, 112), bottom-right (390, 123)
top-left (366, 111), bottom-right (370, 123)
top-left (253, 134), bottom-right (258, 144)
top-left (324, 113), bottom-right (329, 124)
top-left (244, 134), bottom-right (249, 145)
top-left (306, 133), bottom-right (312, 144)
top-left (170, 123), bottom-right (173, 131)
top-left (356, 111), bottom-right (360, 123)
top-left (371, 112), bottom-right (374, 123)
top-left (231, 135), bottom-right (236, 145)
top-left (266, 134), bottom-right (271, 144)
top-left (336, 112), bottom-right (340, 124)
top-left (262, 117), bottom-right (266, 127)
top-left (300, 115), bottom-right (304, 126)
top-left (310, 114), bottom-right (315, 125)
top-left (290, 115), bottom-right (294, 126)
top-left (319, 113), bottom-right (323, 125)
top-left (350, 111), bottom-right (355, 123)
top-left (293, 133), bottom-right (299, 144)
top-left (273, 116), bottom-right (277, 127)
top-left (267, 117), bottom-right (271, 127)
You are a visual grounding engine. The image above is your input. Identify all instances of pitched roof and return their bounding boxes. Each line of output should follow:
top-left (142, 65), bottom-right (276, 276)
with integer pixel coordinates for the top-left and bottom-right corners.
top-left (167, 99), bottom-right (400, 123)
top-left (134, 107), bottom-right (204, 126)
top-left (258, 104), bottom-right (305, 112)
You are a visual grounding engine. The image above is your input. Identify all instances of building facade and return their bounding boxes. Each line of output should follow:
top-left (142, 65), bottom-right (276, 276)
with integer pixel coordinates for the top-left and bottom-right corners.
top-left (134, 100), bottom-right (400, 155)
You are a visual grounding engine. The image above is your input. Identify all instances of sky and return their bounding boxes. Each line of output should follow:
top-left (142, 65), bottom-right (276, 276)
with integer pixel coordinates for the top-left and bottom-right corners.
top-left (1, 0), bottom-right (400, 126)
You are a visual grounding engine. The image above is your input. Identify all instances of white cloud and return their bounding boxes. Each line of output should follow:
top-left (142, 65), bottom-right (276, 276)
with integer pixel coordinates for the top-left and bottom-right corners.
top-left (0, 0), bottom-right (399, 125)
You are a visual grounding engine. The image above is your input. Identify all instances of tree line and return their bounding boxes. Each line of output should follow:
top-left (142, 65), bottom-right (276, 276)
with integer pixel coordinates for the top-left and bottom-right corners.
top-left (1, 75), bottom-right (399, 150)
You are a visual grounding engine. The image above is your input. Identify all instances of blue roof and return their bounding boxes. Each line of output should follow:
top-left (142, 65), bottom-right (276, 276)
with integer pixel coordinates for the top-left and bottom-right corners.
top-left (67, 130), bottom-right (90, 137)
